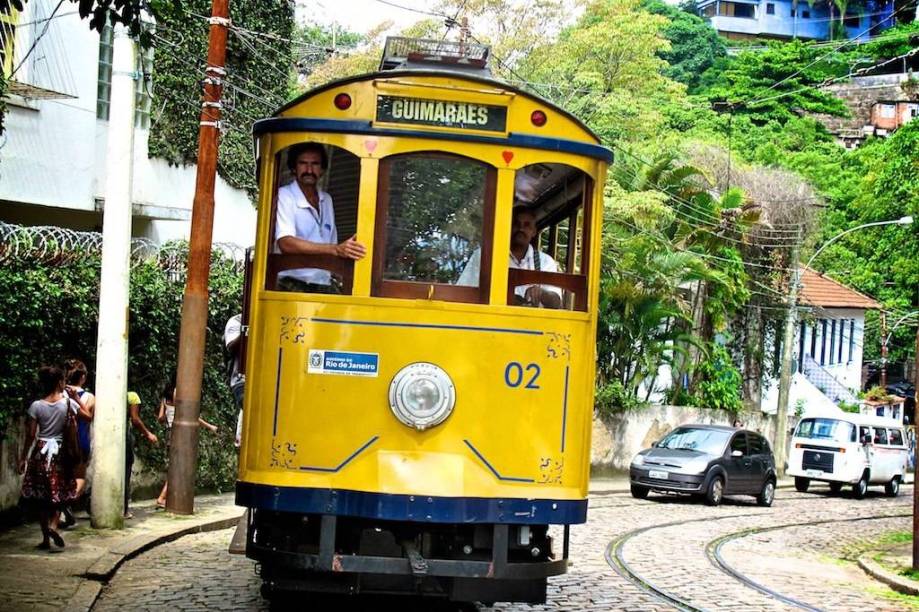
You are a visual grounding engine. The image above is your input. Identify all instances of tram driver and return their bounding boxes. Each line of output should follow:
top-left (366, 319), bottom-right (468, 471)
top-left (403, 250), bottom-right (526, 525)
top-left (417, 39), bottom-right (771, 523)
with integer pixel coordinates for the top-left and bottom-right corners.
top-left (275, 142), bottom-right (366, 293)
top-left (457, 206), bottom-right (562, 309)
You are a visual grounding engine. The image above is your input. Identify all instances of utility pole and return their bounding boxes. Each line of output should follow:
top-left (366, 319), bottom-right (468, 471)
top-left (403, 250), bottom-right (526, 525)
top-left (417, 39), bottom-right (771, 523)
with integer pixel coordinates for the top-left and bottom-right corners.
top-left (166, 0), bottom-right (229, 515)
top-left (775, 241), bottom-right (801, 478)
top-left (91, 24), bottom-right (136, 529)
top-left (913, 289), bottom-right (919, 570)
top-left (880, 311), bottom-right (888, 389)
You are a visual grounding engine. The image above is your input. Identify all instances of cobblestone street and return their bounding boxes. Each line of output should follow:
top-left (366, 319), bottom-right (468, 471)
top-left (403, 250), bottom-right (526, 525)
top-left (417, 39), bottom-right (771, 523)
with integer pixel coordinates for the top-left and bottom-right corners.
top-left (91, 485), bottom-right (917, 611)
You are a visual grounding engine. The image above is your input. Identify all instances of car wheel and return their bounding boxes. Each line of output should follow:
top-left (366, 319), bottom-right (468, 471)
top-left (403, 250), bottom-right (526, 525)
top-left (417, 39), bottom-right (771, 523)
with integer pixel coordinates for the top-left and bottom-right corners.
top-left (630, 484), bottom-right (649, 499)
top-left (853, 473), bottom-right (869, 499)
top-left (704, 475), bottom-right (724, 506)
top-left (757, 479), bottom-right (775, 507)
top-left (885, 476), bottom-right (900, 497)
top-left (828, 482), bottom-right (843, 494)
top-left (794, 477), bottom-right (810, 493)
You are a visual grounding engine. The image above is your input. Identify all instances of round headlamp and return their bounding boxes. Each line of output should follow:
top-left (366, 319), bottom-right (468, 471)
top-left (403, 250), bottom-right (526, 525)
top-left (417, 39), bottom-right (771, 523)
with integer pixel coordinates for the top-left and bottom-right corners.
top-left (388, 362), bottom-right (456, 431)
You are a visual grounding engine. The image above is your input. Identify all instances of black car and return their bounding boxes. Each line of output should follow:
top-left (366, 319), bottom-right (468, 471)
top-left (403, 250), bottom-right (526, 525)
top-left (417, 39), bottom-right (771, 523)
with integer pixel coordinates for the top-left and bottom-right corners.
top-left (629, 425), bottom-right (777, 506)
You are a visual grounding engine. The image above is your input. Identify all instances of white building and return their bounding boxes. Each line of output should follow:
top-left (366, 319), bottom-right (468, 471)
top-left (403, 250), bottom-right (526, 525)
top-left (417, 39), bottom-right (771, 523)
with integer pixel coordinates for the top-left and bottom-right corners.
top-left (761, 267), bottom-right (880, 415)
top-left (0, 1), bottom-right (255, 246)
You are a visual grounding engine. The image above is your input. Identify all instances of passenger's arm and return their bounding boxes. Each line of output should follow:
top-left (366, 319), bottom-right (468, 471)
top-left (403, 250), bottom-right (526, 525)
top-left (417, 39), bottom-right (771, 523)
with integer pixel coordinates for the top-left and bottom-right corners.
top-left (130, 404), bottom-right (158, 445)
top-left (18, 418), bottom-right (37, 474)
top-left (277, 234), bottom-right (366, 260)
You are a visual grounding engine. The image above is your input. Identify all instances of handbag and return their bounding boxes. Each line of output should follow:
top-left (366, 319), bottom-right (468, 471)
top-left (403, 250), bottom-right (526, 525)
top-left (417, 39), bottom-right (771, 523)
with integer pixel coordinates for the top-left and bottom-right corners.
top-left (60, 401), bottom-right (82, 472)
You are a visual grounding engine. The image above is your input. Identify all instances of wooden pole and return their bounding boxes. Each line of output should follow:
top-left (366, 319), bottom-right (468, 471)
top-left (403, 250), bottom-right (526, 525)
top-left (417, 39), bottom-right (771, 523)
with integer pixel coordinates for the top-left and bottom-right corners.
top-left (166, 0), bottom-right (230, 515)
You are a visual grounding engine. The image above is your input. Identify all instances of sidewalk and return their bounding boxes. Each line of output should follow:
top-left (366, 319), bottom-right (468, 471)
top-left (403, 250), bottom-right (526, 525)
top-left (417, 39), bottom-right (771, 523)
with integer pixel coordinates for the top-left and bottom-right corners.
top-left (0, 494), bottom-right (242, 612)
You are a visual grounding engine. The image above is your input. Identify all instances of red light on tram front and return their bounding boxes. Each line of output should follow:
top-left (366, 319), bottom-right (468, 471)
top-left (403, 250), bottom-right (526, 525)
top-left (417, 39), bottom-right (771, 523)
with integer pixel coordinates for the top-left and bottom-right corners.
top-left (334, 93), bottom-right (352, 110)
top-left (530, 110), bottom-right (547, 127)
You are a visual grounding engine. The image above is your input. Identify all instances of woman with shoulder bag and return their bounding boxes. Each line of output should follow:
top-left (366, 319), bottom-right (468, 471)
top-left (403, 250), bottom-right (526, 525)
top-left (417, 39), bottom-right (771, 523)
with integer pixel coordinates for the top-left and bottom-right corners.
top-left (18, 366), bottom-right (82, 550)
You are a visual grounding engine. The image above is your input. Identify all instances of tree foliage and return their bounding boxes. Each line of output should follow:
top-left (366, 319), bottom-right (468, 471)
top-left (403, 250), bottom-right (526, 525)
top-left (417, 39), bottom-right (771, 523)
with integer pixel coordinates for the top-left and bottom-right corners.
top-left (0, 246), bottom-right (243, 490)
top-left (147, 0), bottom-right (294, 197)
top-left (641, 0), bottom-right (727, 93)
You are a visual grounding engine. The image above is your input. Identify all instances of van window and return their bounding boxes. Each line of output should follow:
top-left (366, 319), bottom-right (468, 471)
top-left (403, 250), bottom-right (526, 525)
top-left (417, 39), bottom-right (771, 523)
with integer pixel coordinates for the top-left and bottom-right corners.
top-left (888, 429), bottom-right (904, 446)
top-left (860, 426), bottom-right (871, 443)
top-left (795, 418), bottom-right (855, 444)
top-left (874, 428), bottom-right (889, 445)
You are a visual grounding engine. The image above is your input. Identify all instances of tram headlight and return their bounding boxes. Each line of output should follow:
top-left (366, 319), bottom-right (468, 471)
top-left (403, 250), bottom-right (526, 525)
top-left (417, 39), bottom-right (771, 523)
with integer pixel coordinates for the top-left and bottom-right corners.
top-left (389, 362), bottom-right (456, 431)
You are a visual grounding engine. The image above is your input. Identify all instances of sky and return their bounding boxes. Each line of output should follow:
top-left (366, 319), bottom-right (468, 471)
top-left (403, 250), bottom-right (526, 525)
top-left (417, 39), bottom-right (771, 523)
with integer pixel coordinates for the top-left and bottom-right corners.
top-left (297, 0), bottom-right (445, 35)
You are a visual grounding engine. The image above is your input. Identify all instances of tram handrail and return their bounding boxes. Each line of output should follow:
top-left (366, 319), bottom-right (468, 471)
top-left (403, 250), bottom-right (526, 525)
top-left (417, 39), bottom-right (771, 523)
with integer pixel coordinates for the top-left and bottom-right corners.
top-left (265, 253), bottom-right (355, 293)
top-left (507, 268), bottom-right (588, 311)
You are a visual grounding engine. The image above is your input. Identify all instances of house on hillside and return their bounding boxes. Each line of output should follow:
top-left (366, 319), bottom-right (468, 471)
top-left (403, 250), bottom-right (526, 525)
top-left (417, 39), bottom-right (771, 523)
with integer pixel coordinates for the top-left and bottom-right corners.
top-left (761, 268), bottom-right (880, 415)
top-left (0, 0), bottom-right (255, 246)
top-left (816, 74), bottom-right (919, 148)
top-left (697, 0), bottom-right (895, 41)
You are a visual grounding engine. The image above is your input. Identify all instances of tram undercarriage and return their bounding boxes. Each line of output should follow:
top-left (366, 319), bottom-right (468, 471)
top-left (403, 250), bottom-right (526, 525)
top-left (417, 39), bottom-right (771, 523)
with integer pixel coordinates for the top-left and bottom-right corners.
top-left (244, 509), bottom-right (569, 603)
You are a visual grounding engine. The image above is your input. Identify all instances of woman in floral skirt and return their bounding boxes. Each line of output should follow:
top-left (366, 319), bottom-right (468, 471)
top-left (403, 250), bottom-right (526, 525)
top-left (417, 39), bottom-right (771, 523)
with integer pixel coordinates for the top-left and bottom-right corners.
top-left (18, 365), bottom-right (83, 550)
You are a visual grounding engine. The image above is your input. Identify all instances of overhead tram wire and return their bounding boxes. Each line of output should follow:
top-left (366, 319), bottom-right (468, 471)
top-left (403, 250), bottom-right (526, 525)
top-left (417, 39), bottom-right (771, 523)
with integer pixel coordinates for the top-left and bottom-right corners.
top-left (373, 0), bottom-right (452, 19)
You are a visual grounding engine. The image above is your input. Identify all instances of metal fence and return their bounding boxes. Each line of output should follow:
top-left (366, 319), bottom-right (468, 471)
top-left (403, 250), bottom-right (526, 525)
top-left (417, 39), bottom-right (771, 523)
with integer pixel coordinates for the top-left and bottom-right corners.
top-left (0, 222), bottom-right (246, 274)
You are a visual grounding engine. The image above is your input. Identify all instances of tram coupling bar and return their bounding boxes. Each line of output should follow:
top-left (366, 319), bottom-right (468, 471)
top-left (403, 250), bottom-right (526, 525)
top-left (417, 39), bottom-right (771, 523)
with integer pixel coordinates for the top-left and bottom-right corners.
top-left (402, 541), bottom-right (429, 576)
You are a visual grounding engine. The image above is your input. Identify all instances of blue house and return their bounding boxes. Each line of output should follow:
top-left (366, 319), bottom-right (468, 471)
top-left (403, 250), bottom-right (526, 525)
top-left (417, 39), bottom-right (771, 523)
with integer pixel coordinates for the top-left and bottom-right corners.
top-left (697, 0), bottom-right (896, 41)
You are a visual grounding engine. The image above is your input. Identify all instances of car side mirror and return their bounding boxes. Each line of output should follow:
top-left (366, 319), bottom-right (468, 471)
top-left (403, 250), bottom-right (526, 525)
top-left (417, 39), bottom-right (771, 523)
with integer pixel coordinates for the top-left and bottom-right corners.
top-left (731, 450), bottom-right (743, 458)
top-left (651, 441), bottom-right (658, 448)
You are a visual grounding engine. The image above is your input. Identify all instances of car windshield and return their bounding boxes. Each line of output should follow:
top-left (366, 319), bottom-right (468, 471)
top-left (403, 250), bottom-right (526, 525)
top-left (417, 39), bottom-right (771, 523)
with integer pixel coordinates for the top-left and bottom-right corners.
top-left (795, 418), bottom-right (856, 443)
top-left (656, 428), bottom-right (732, 455)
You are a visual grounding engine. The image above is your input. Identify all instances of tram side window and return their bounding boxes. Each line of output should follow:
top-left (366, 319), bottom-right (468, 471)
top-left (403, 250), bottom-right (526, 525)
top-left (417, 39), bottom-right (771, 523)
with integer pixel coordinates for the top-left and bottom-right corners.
top-left (374, 152), bottom-right (494, 303)
top-left (267, 143), bottom-right (362, 295)
top-left (507, 163), bottom-right (592, 311)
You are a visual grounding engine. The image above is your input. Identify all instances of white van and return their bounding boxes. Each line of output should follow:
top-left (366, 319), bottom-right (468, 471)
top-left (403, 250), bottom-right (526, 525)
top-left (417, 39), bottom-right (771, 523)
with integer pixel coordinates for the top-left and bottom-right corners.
top-left (787, 412), bottom-right (908, 499)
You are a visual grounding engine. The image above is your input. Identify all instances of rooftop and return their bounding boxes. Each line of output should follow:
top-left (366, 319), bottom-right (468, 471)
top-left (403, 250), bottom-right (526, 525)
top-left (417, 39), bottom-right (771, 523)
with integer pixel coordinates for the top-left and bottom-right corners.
top-left (799, 267), bottom-right (881, 310)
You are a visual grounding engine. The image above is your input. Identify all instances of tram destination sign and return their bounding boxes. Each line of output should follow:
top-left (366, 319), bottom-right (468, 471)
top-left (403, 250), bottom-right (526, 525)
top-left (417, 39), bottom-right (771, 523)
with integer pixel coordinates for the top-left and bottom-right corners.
top-left (376, 95), bottom-right (507, 133)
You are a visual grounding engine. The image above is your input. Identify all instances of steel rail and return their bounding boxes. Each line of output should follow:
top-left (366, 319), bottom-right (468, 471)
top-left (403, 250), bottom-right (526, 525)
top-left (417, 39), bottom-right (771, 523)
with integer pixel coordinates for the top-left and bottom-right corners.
top-left (706, 511), bottom-right (913, 611)
top-left (603, 492), bottom-right (912, 612)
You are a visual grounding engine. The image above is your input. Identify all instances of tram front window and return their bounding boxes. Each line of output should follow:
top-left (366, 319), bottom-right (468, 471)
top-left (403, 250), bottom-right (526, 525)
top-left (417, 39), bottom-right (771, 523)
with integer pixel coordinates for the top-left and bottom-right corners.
top-left (374, 152), bottom-right (494, 303)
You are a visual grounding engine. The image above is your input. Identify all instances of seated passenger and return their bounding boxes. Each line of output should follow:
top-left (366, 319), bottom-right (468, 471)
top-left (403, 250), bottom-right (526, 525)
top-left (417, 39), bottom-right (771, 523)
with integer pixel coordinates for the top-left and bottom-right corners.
top-left (275, 142), bottom-right (366, 293)
top-left (457, 206), bottom-right (562, 309)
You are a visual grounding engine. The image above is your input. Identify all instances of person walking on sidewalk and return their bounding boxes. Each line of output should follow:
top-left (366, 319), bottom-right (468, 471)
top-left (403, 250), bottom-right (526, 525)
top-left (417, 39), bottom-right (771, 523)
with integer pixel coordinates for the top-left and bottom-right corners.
top-left (18, 365), bottom-right (83, 550)
top-left (61, 359), bottom-right (95, 528)
top-left (155, 378), bottom-right (217, 508)
top-left (125, 391), bottom-right (158, 519)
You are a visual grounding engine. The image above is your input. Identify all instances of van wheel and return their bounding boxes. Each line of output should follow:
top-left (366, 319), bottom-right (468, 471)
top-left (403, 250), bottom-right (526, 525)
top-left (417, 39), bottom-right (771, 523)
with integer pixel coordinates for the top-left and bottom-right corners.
top-left (704, 476), bottom-right (724, 506)
top-left (828, 482), bottom-right (843, 494)
top-left (757, 479), bottom-right (775, 507)
top-left (853, 473), bottom-right (869, 499)
top-left (630, 485), bottom-right (649, 499)
top-left (885, 477), bottom-right (900, 497)
top-left (794, 477), bottom-right (810, 493)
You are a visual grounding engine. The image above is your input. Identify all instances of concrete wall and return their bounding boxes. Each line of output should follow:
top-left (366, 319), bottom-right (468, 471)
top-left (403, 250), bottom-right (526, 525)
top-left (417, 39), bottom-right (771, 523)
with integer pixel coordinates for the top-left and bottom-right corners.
top-left (591, 405), bottom-right (790, 472)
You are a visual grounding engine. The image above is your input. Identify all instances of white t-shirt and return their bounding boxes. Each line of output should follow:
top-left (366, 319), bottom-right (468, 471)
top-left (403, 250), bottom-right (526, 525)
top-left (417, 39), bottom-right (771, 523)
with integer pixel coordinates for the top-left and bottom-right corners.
top-left (274, 182), bottom-right (337, 285)
top-left (224, 314), bottom-right (245, 389)
top-left (457, 245), bottom-right (562, 300)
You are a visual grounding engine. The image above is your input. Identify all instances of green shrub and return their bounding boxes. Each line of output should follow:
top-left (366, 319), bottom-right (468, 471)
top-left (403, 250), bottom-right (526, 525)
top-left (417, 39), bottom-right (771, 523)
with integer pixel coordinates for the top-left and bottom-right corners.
top-left (0, 243), bottom-right (242, 492)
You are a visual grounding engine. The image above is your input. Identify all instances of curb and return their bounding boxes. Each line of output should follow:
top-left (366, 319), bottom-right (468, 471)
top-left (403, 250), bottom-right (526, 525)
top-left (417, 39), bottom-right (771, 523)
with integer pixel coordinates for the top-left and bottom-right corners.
top-left (65, 511), bottom-right (244, 612)
top-left (858, 553), bottom-right (919, 597)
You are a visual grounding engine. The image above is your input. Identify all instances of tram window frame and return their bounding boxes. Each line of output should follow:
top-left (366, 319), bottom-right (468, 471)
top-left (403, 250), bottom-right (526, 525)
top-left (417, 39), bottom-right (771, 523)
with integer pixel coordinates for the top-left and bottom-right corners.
top-left (264, 144), bottom-right (362, 295)
top-left (372, 151), bottom-right (497, 304)
top-left (507, 166), bottom-right (593, 312)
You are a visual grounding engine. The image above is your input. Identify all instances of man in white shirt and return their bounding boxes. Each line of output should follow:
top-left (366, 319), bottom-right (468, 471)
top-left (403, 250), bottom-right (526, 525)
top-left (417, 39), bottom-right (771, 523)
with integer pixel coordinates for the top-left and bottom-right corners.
top-left (275, 142), bottom-right (366, 293)
top-left (457, 206), bottom-right (562, 309)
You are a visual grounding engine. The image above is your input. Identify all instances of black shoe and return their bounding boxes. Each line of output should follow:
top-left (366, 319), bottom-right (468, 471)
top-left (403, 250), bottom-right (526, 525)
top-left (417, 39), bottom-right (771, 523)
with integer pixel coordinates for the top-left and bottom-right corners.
top-left (60, 507), bottom-right (76, 529)
top-left (48, 529), bottom-right (65, 548)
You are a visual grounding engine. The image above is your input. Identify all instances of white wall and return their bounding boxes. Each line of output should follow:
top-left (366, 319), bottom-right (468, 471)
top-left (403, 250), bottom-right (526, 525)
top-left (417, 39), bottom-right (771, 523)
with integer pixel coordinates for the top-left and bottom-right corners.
top-left (0, 6), bottom-right (254, 248)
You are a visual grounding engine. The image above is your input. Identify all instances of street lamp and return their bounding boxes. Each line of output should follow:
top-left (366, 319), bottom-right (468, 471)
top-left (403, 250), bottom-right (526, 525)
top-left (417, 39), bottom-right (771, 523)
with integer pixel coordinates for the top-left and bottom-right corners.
top-left (773, 215), bottom-right (915, 480)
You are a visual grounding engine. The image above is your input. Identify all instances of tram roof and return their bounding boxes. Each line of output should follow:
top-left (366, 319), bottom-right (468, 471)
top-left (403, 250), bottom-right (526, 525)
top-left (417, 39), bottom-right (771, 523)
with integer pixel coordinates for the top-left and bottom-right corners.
top-left (272, 69), bottom-right (602, 145)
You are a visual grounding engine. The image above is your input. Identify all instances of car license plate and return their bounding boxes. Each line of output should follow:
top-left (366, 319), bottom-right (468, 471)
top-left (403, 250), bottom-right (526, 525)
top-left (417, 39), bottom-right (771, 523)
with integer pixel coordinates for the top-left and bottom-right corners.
top-left (806, 469), bottom-right (822, 477)
top-left (649, 469), bottom-right (669, 480)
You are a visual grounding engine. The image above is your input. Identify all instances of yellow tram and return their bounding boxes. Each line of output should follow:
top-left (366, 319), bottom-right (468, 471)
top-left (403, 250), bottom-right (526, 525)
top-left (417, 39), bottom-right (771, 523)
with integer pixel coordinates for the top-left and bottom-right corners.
top-left (235, 38), bottom-right (611, 603)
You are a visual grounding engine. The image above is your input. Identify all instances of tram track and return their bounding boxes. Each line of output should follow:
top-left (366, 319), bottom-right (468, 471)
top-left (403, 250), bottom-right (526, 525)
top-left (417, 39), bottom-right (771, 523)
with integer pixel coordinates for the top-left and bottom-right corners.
top-left (602, 493), bottom-right (912, 612)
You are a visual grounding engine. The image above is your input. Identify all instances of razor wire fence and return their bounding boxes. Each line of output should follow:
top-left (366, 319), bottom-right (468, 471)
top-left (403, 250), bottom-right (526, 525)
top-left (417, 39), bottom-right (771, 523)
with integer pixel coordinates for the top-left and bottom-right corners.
top-left (0, 222), bottom-right (247, 275)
